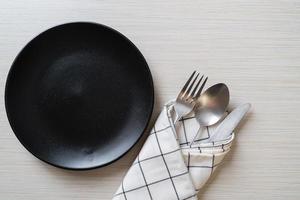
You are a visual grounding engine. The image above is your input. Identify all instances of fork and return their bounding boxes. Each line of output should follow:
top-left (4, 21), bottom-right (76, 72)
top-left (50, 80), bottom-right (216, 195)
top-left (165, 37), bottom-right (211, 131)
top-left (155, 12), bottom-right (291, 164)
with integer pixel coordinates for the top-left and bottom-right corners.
top-left (173, 71), bottom-right (208, 123)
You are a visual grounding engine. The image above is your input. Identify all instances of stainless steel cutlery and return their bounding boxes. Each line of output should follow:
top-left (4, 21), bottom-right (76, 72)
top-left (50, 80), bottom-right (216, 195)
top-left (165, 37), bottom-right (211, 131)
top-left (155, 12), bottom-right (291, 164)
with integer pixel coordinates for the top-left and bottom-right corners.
top-left (207, 103), bottom-right (251, 142)
top-left (173, 71), bottom-right (208, 123)
top-left (194, 83), bottom-right (229, 127)
top-left (174, 71), bottom-right (232, 142)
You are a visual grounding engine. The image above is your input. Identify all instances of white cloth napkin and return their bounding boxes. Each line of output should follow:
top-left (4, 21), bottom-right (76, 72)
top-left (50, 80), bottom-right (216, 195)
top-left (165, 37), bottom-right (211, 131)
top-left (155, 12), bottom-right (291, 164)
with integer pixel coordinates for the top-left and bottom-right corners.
top-left (113, 101), bottom-right (250, 200)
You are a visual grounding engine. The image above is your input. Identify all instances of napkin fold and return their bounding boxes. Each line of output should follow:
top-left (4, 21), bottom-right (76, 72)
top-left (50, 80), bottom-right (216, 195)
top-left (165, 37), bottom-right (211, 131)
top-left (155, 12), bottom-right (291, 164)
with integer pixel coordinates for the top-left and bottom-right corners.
top-left (113, 101), bottom-right (250, 200)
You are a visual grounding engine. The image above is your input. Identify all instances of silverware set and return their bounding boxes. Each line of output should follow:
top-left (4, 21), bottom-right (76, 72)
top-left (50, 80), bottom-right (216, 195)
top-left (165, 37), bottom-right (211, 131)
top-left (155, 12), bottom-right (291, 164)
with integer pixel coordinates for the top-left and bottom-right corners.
top-left (174, 71), bottom-right (230, 141)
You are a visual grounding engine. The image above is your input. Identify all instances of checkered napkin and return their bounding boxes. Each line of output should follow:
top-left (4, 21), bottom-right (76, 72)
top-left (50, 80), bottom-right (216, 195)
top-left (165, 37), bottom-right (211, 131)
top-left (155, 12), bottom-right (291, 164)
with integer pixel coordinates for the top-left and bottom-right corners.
top-left (113, 102), bottom-right (250, 200)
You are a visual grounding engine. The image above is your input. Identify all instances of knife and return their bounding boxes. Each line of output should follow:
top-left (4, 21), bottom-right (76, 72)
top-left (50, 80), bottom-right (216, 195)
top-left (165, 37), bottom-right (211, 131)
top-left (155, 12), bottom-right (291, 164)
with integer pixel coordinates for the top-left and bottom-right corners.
top-left (209, 103), bottom-right (251, 142)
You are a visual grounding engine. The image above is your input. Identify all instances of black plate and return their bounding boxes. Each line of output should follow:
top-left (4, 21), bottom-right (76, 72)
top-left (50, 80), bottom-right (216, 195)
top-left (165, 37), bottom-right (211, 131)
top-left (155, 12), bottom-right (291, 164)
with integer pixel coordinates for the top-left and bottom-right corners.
top-left (5, 22), bottom-right (154, 170)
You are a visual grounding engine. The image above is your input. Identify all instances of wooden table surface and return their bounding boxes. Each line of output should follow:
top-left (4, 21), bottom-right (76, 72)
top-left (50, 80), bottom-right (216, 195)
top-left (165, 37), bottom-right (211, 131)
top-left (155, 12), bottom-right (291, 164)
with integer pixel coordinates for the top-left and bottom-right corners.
top-left (1, 0), bottom-right (300, 199)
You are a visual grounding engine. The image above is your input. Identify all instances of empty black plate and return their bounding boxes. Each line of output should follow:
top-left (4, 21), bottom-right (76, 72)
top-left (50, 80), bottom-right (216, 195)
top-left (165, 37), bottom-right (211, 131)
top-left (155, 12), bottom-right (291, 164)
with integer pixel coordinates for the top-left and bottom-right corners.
top-left (5, 22), bottom-right (154, 170)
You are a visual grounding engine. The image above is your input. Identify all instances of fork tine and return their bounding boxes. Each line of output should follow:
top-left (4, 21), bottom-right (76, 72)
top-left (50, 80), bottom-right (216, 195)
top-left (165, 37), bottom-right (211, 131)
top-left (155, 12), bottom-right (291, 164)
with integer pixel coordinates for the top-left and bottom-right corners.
top-left (178, 71), bottom-right (196, 98)
top-left (194, 76), bottom-right (208, 98)
top-left (183, 73), bottom-right (199, 98)
top-left (190, 75), bottom-right (203, 97)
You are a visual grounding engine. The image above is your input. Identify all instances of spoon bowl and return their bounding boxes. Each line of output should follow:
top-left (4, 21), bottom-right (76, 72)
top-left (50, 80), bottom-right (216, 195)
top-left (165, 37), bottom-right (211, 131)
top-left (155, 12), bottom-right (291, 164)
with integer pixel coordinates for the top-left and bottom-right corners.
top-left (194, 83), bottom-right (230, 126)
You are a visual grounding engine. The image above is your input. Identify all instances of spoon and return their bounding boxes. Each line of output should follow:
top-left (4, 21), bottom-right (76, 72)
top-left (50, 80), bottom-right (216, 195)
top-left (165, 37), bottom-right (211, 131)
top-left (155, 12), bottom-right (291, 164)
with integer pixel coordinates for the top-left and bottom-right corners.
top-left (190, 83), bottom-right (230, 145)
top-left (195, 83), bottom-right (230, 126)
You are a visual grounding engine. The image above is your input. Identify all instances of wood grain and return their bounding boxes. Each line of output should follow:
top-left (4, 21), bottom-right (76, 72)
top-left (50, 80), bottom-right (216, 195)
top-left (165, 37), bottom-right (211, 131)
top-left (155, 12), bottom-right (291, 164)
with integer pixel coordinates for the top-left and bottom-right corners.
top-left (0, 0), bottom-right (300, 199)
